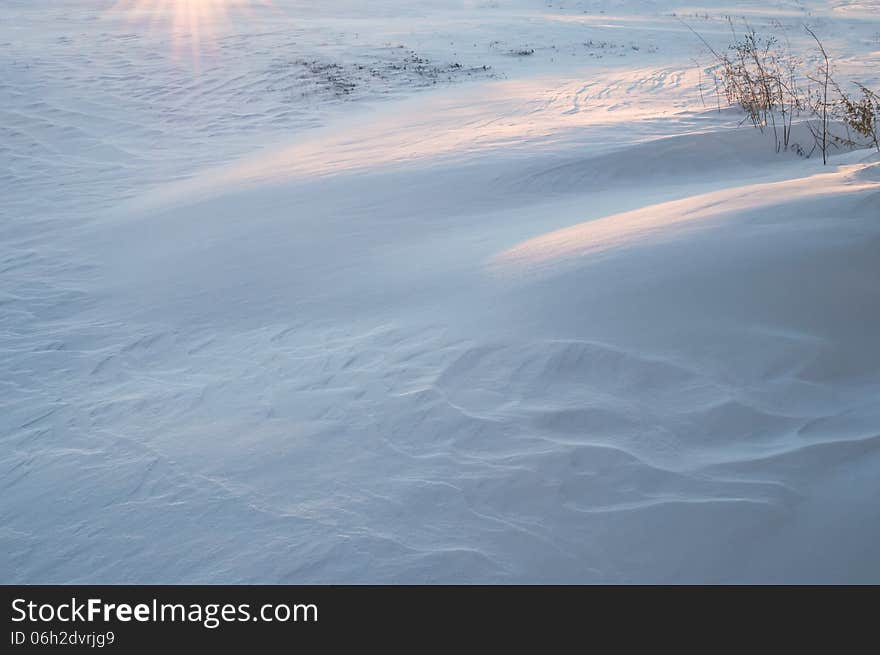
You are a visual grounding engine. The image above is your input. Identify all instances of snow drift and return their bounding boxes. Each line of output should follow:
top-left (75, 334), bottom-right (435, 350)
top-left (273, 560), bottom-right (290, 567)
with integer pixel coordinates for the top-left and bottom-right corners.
top-left (2, 0), bottom-right (879, 583)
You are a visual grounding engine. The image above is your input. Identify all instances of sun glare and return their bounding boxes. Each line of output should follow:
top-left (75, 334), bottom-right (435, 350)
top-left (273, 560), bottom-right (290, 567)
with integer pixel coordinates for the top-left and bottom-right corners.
top-left (107, 0), bottom-right (276, 67)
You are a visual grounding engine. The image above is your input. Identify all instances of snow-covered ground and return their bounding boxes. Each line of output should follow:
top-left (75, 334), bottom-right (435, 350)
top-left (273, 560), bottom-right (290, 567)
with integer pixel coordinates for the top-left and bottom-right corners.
top-left (2, 0), bottom-right (879, 583)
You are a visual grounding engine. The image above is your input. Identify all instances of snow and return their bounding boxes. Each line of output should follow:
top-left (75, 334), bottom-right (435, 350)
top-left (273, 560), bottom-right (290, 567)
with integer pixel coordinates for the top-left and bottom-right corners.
top-left (2, 1), bottom-right (880, 583)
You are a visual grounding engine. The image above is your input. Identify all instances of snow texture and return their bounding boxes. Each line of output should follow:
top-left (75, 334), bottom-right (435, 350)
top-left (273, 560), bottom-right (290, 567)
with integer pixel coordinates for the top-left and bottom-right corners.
top-left (2, 0), bottom-right (880, 582)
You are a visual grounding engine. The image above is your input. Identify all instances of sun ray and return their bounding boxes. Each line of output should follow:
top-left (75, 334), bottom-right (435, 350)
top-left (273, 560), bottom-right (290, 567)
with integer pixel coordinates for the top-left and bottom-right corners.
top-left (105, 0), bottom-right (277, 69)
